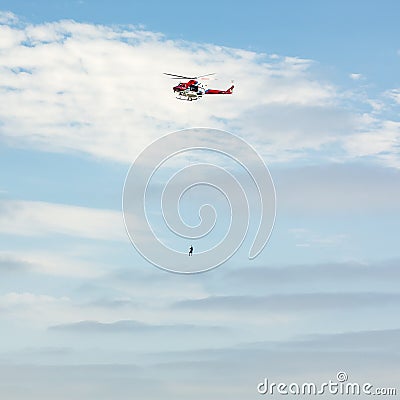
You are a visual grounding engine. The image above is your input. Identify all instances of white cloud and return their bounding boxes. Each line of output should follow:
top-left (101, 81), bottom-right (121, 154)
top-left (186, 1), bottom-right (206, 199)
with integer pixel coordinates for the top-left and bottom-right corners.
top-left (1, 17), bottom-right (399, 167)
top-left (289, 228), bottom-right (348, 247)
top-left (0, 291), bottom-right (72, 325)
top-left (0, 18), bottom-right (347, 165)
top-left (0, 199), bottom-right (125, 240)
top-left (367, 99), bottom-right (385, 112)
top-left (350, 73), bottom-right (363, 80)
top-left (385, 88), bottom-right (400, 104)
top-left (0, 292), bottom-right (70, 306)
top-left (0, 10), bottom-right (18, 24)
top-left (343, 118), bottom-right (400, 166)
top-left (274, 163), bottom-right (400, 213)
top-left (0, 251), bottom-right (107, 278)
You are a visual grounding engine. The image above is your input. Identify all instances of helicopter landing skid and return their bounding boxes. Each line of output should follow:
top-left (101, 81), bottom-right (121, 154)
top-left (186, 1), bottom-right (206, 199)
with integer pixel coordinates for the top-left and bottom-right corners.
top-left (176, 94), bottom-right (199, 101)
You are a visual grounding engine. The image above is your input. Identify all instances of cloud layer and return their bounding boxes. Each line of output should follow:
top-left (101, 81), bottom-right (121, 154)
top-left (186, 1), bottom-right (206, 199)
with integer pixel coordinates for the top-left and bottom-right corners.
top-left (1, 13), bottom-right (399, 166)
top-left (1, 10), bottom-right (400, 400)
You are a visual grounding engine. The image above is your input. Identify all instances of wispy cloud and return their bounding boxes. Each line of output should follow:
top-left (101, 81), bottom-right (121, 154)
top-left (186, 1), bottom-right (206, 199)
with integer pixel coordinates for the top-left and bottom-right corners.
top-left (289, 228), bottom-right (348, 247)
top-left (222, 259), bottom-right (400, 289)
top-left (172, 292), bottom-right (400, 313)
top-left (292, 328), bottom-right (400, 351)
top-left (385, 88), bottom-right (400, 104)
top-left (0, 199), bottom-right (124, 240)
top-left (273, 163), bottom-right (400, 213)
top-left (350, 73), bottom-right (363, 80)
top-left (0, 291), bottom-right (69, 306)
top-left (0, 251), bottom-right (107, 278)
top-left (0, 10), bottom-right (18, 24)
top-left (343, 118), bottom-right (400, 167)
top-left (49, 319), bottom-right (225, 334)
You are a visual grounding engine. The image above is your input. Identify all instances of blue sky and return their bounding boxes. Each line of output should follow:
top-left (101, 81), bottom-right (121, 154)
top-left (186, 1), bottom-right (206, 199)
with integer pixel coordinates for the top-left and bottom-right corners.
top-left (3, 0), bottom-right (400, 89)
top-left (0, 1), bottom-right (400, 399)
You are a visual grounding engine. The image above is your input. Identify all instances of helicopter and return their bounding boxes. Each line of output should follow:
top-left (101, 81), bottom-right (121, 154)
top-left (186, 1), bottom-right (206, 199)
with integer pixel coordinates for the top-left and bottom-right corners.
top-left (164, 73), bottom-right (234, 101)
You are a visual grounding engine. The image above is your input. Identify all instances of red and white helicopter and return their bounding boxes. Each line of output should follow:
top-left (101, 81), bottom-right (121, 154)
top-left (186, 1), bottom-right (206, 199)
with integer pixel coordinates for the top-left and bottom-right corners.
top-left (164, 73), bottom-right (234, 101)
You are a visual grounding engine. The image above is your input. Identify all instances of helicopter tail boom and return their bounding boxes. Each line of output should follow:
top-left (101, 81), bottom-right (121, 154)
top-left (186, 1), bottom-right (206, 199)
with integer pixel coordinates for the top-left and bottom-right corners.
top-left (205, 85), bottom-right (234, 95)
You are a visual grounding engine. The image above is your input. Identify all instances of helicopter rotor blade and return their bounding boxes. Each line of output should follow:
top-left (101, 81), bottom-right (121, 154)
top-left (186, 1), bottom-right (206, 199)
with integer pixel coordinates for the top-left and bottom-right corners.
top-left (164, 72), bottom-right (216, 80)
top-left (196, 73), bottom-right (216, 79)
top-left (163, 73), bottom-right (194, 79)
